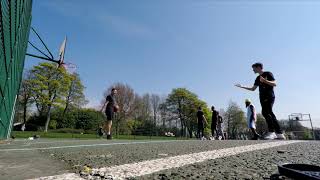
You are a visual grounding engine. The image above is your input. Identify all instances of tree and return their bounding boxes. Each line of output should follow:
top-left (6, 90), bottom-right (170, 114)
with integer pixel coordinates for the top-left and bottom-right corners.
top-left (165, 88), bottom-right (209, 138)
top-left (29, 63), bottom-right (71, 132)
top-left (159, 96), bottom-right (170, 128)
top-left (15, 71), bottom-right (33, 125)
top-left (225, 101), bottom-right (247, 139)
top-left (75, 109), bottom-right (105, 130)
top-left (51, 108), bottom-right (77, 129)
top-left (141, 94), bottom-right (152, 121)
top-left (63, 72), bottom-right (87, 116)
top-left (150, 94), bottom-right (161, 126)
top-left (129, 93), bottom-right (154, 136)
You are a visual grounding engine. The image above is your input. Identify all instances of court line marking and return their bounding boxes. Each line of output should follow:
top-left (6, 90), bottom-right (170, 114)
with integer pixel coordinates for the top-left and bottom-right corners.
top-left (29, 141), bottom-right (303, 180)
top-left (0, 140), bottom-right (101, 146)
top-left (0, 139), bottom-right (136, 146)
top-left (0, 140), bottom-right (185, 152)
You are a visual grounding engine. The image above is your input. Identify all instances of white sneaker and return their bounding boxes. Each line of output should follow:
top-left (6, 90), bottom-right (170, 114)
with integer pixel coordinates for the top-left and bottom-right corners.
top-left (201, 137), bottom-right (207, 141)
top-left (276, 133), bottom-right (286, 140)
top-left (264, 132), bottom-right (277, 140)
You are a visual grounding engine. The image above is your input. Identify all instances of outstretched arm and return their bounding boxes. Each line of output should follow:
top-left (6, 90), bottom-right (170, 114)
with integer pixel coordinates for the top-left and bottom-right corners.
top-left (235, 84), bottom-right (258, 91)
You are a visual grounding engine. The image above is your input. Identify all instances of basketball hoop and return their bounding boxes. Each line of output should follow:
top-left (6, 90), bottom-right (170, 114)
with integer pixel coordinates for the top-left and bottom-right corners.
top-left (25, 31), bottom-right (77, 74)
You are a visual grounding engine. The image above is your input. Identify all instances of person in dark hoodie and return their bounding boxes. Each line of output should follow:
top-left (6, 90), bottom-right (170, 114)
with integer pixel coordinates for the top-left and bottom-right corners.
top-left (197, 106), bottom-right (208, 140)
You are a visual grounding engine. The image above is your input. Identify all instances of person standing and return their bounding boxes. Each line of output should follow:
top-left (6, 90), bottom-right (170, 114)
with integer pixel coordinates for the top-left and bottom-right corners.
top-left (216, 113), bottom-right (225, 140)
top-left (245, 99), bottom-right (261, 140)
top-left (235, 62), bottom-right (285, 140)
top-left (197, 107), bottom-right (208, 140)
top-left (101, 88), bottom-right (119, 140)
top-left (211, 106), bottom-right (219, 140)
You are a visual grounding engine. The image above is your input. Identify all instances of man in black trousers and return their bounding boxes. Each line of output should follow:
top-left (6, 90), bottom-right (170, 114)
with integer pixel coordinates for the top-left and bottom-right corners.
top-left (235, 62), bottom-right (285, 140)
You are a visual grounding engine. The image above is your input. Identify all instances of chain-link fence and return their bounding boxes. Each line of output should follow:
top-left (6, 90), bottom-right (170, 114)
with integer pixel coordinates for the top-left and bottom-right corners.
top-left (0, 0), bottom-right (32, 139)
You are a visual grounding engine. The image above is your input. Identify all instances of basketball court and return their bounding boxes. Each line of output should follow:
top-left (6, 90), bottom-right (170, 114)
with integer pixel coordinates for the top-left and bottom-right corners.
top-left (0, 139), bottom-right (319, 179)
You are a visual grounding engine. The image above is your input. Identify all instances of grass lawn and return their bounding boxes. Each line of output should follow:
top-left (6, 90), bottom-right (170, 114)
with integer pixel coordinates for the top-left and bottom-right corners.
top-left (12, 131), bottom-right (183, 140)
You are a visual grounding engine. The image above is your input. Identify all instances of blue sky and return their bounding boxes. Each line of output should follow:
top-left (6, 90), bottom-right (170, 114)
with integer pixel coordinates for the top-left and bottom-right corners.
top-left (25, 0), bottom-right (320, 127)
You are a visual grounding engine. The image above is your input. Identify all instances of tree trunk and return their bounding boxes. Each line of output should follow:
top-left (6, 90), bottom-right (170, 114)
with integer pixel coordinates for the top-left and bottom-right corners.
top-left (63, 102), bottom-right (69, 117)
top-left (23, 102), bottom-right (27, 124)
top-left (45, 105), bottom-right (52, 132)
top-left (227, 115), bottom-right (230, 139)
top-left (162, 118), bottom-right (166, 128)
top-left (63, 84), bottom-right (73, 116)
top-left (180, 119), bottom-right (184, 137)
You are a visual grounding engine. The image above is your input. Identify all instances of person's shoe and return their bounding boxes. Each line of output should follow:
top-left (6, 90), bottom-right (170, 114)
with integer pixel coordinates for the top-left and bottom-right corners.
top-left (263, 132), bottom-right (277, 140)
top-left (98, 128), bottom-right (104, 137)
top-left (107, 134), bottom-right (112, 140)
top-left (276, 133), bottom-right (286, 140)
top-left (201, 137), bottom-right (207, 141)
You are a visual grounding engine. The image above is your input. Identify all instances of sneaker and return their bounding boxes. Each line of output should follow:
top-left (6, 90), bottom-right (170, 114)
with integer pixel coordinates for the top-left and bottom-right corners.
top-left (107, 134), bottom-right (112, 140)
top-left (201, 137), bottom-right (207, 141)
top-left (276, 133), bottom-right (286, 140)
top-left (98, 128), bottom-right (104, 137)
top-left (264, 132), bottom-right (277, 140)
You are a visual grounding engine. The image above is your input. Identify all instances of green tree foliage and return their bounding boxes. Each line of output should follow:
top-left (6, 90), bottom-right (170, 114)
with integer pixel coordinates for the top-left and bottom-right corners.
top-left (75, 109), bottom-right (105, 130)
top-left (164, 88), bottom-right (209, 138)
top-left (303, 129), bottom-right (313, 140)
top-left (63, 73), bottom-right (87, 116)
top-left (29, 63), bottom-right (72, 132)
top-left (225, 101), bottom-right (247, 139)
top-left (51, 108), bottom-right (77, 129)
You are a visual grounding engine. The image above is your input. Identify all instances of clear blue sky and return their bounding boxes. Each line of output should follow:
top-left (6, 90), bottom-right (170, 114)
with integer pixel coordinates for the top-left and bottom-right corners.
top-left (25, 0), bottom-right (320, 127)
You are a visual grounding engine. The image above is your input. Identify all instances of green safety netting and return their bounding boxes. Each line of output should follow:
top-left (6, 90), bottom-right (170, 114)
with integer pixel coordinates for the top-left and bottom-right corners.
top-left (0, 0), bottom-right (32, 139)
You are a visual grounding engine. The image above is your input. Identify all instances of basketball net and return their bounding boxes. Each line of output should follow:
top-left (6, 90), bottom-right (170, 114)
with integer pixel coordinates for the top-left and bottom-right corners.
top-left (61, 62), bottom-right (77, 74)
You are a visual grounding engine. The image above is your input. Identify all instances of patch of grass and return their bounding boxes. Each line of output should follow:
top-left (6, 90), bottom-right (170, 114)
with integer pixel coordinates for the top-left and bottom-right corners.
top-left (114, 134), bottom-right (181, 140)
top-left (12, 131), bottom-right (98, 139)
top-left (12, 131), bottom-right (185, 140)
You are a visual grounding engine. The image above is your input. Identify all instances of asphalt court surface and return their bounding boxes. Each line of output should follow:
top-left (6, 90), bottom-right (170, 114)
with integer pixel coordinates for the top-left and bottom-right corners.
top-left (0, 139), bottom-right (318, 180)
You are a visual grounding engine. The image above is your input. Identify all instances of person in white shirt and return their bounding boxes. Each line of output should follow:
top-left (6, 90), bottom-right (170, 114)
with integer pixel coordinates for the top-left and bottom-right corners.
top-left (245, 99), bottom-right (261, 140)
